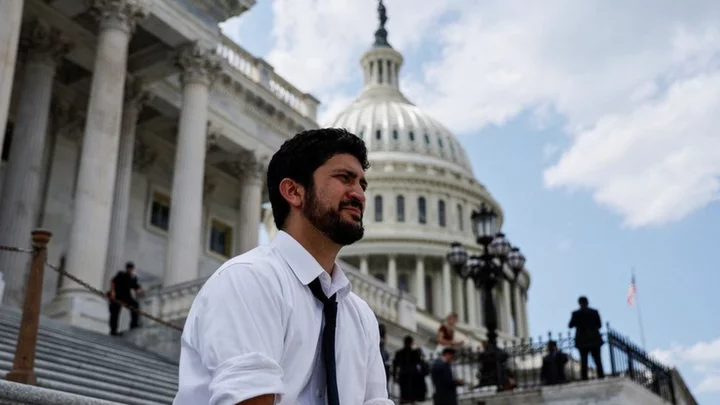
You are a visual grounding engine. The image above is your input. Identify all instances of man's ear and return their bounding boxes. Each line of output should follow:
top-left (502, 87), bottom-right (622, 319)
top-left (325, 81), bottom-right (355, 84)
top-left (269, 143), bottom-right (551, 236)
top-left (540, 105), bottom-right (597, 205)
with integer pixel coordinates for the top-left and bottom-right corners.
top-left (278, 178), bottom-right (304, 208)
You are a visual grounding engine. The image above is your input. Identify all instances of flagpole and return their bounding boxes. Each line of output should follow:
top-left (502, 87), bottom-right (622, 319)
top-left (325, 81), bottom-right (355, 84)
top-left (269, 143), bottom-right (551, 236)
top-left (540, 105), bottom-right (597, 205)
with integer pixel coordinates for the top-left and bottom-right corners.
top-left (632, 268), bottom-right (647, 350)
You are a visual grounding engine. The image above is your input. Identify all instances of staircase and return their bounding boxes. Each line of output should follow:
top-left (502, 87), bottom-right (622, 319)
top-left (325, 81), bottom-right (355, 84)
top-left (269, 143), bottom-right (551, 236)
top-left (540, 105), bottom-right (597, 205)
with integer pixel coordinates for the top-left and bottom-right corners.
top-left (0, 307), bottom-right (178, 405)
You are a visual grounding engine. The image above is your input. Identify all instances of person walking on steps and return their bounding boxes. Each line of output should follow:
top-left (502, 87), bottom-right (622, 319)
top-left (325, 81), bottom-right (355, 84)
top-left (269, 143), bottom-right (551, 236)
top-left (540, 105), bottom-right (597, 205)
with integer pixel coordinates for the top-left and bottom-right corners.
top-left (108, 261), bottom-right (143, 336)
top-left (173, 128), bottom-right (392, 405)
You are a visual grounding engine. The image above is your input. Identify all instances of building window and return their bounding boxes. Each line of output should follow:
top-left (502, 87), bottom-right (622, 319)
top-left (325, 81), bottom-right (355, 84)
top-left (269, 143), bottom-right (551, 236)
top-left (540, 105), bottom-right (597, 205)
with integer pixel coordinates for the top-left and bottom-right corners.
top-left (409, 131), bottom-right (415, 142)
top-left (438, 199), bottom-right (446, 227)
top-left (396, 195), bottom-right (405, 222)
top-left (375, 129), bottom-right (382, 140)
top-left (149, 191), bottom-right (171, 231)
top-left (374, 195), bottom-right (383, 222)
top-left (457, 204), bottom-right (464, 231)
top-left (438, 137), bottom-right (444, 148)
top-left (424, 133), bottom-right (430, 145)
top-left (424, 275), bottom-right (434, 314)
top-left (398, 274), bottom-right (409, 293)
top-left (378, 61), bottom-right (384, 84)
top-left (418, 196), bottom-right (426, 224)
top-left (209, 219), bottom-right (233, 257)
top-left (392, 129), bottom-right (399, 140)
top-left (358, 130), bottom-right (364, 139)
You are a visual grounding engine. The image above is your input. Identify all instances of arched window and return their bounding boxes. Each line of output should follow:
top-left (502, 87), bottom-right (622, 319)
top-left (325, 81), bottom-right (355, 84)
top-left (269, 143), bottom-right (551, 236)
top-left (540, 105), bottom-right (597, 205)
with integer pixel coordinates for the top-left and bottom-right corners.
top-left (457, 203), bottom-right (464, 231)
top-left (409, 131), bottom-right (415, 141)
top-left (396, 195), bottom-right (405, 222)
top-left (374, 195), bottom-right (383, 222)
top-left (438, 199), bottom-right (446, 227)
top-left (424, 133), bottom-right (430, 145)
top-left (418, 196), bottom-right (426, 224)
top-left (392, 129), bottom-right (399, 140)
top-left (375, 129), bottom-right (382, 140)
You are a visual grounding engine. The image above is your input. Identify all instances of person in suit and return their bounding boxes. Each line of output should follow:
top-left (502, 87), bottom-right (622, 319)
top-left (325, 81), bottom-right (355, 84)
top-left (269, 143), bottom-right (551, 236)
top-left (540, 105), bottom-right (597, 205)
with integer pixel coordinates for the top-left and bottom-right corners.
top-left (430, 347), bottom-right (463, 405)
top-left (541, 340), bottom-right (569, 385)
top-left (568, 296), bottom-right (605, 380)
top-left (392, 335), bottom-right (427, 404)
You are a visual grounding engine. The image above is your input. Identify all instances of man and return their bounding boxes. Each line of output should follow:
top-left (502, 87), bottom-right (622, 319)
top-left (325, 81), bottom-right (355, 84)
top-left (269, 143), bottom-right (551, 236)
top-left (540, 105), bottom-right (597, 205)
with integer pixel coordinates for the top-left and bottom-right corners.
top-left (568, 296), bottom-right (605, 380)
top-left (430, 348), bottom-right (463, 405)
top-left (108, 261), bottom-right (143, 336)
top-left (540, 340), bottom-right (569, 385)
top-left (173, 128), bottom-right (391, 405)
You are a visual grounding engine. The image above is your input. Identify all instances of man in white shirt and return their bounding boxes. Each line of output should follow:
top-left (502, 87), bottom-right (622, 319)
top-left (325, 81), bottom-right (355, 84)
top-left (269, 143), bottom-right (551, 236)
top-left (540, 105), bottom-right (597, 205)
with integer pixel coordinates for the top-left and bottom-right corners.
top-left (173, 128), bottom-right (392, 405)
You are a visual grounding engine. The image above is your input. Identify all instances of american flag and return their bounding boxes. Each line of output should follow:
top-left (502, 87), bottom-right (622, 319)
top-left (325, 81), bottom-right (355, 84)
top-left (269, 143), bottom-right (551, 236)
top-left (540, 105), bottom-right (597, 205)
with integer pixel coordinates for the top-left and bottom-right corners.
top-left (627, 275), bottom-right (637, 307)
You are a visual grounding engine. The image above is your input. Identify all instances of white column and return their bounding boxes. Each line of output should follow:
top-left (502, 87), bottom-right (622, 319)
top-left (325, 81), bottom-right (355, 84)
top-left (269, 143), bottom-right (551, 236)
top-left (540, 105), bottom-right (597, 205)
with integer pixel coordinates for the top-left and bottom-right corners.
top-left (466, 280), bottom-right (477, 328)
top-left (502, 279), bottom-right (513, 335)
top-left (104, 78), bottom-right (149, 287)
top-left (442, 261), bottom-right (452, 315)
top-left (0, 20), bottom-right (69, 307)
top-left (512, 283), bottom-right (524, 338)
top-left (359, 255), bottom-right (369, 275)
top-left (387, 255), bottom-right (397, 289)
top-left (453, 276), bottom-right (464, 323)
top-left (51, 1), bottom-right (146, 332)
top-left (521, 290), bottom-right (530, 338)
top-left (415, 256), bottom-right (425, 310)
top-left (163, 43), bottom-right (220, 286)
top-left (235, 152), bottom-right (264, 255)
top-left (0, 0), bottom-right (23, 139)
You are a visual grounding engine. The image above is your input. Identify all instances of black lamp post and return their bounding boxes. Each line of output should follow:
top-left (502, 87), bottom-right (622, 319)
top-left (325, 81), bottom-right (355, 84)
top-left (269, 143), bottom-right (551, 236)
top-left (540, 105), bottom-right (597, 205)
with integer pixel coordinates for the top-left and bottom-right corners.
top-left (446, 202), bottom-right (526, 389)
top-left (446, 203), bottom-right (526, 348)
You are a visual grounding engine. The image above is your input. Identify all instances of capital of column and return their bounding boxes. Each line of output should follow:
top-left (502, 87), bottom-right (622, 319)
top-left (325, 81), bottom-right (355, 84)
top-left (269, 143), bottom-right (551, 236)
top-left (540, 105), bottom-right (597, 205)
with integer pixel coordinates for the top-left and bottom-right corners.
top-left (124, 76), bottom-right (153, 109)
top-left (20, 20), bottom-right (73, 67)
top-left (228, 150), bottom-right (267, 185)
top-left (176, 42), bottom-right (222, 86)
top-left (89, 0), bottom-right (148, 34)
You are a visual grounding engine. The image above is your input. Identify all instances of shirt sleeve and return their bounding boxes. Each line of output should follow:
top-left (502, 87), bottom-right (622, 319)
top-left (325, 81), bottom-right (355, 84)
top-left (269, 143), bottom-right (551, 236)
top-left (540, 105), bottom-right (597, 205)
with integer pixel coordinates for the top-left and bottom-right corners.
top-left (363, 314), bottom-right (394, 405)
top-left (187, 262), bottom-right (287, 405)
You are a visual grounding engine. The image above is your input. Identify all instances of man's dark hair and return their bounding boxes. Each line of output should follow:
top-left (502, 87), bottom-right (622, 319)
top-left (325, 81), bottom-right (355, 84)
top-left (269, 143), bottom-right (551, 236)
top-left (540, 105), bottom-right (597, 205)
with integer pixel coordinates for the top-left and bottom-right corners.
top-left (267, 128), bottom-right (370, 230)
top-left (578, 296), bottom-right (589, 306)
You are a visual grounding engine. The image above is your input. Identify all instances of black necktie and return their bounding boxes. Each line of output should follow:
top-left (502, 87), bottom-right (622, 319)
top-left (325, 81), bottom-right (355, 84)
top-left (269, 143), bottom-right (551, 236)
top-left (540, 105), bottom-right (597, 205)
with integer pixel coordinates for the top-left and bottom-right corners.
top-left (308, 278), bottom-right (340, 405)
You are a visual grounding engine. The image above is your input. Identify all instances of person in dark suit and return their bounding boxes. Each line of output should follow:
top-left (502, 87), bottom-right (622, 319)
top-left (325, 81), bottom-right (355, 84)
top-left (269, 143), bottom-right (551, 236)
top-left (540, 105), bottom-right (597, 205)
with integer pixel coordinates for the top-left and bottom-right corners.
top-left (568, 296), bottom-right (605, 380)
top-left (430, 347), bottom-right (463, 405)
top-left (541, 340), bottom-right (569, 385)
top-left (392, 335), bottom-right (427, 404)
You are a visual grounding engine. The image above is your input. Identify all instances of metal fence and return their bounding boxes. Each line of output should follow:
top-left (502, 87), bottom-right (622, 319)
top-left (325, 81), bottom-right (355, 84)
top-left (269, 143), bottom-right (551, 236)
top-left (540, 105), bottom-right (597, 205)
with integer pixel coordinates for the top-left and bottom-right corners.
top-left (387, 325), bottom-right (675, 404)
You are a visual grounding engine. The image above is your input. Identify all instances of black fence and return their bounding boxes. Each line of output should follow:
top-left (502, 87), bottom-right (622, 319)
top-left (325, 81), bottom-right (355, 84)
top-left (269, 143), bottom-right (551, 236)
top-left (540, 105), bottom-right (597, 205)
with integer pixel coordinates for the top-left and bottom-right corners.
top-left (387, 325), bottom-right (675, 404)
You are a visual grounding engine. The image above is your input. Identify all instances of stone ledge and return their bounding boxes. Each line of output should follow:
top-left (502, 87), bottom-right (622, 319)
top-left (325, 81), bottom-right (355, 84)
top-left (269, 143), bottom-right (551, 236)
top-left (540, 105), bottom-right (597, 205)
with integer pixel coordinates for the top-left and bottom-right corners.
top-left (0, 380), bottom-right (123, 405)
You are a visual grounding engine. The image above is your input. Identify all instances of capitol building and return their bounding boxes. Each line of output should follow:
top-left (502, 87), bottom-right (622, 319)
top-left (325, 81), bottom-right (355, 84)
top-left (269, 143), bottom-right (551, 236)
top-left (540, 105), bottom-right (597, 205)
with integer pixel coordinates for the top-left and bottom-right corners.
top-left (263, 5), bottom-right (531, 347)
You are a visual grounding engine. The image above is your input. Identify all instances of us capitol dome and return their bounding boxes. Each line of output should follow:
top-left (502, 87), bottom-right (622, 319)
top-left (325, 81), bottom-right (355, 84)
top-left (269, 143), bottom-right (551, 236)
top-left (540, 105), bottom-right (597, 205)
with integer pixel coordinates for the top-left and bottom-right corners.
top-left (267, 1), bottom-right (530, 342)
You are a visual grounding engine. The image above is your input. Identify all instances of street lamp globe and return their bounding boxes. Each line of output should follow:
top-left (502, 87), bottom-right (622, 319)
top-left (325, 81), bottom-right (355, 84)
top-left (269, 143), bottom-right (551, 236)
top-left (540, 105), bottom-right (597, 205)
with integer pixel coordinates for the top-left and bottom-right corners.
top-left (471, 202), bottom-right (498, 246)
top-left (488, 232), bottom-right (512, 259)
top-left (447, 242), bottom-right (468, 272)
top-left (466, 255), bottom-right (482, 280)
top-left (507, 246), bottom-right (526, 277)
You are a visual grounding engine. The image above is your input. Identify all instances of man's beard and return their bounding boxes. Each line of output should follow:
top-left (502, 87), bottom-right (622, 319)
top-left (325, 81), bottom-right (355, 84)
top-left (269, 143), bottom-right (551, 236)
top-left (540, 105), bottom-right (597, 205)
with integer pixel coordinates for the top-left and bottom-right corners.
top-left (303, 186), bottom-right (364, 246)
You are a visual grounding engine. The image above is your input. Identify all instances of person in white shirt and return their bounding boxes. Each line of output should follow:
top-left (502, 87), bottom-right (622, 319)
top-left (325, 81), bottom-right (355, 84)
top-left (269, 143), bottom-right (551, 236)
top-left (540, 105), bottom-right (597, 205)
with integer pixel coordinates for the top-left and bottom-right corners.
top-left (173, 128), bottom-right (392, 405)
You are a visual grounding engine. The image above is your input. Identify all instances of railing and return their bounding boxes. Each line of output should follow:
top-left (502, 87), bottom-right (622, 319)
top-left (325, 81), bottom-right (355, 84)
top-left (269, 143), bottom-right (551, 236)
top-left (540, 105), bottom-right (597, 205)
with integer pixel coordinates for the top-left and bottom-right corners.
top-left (342, 262), bottom-right (417, 332)
top-left (215, 34), bottom-right (318, 121)
top-left (389, 325), bottom-right (676, 404)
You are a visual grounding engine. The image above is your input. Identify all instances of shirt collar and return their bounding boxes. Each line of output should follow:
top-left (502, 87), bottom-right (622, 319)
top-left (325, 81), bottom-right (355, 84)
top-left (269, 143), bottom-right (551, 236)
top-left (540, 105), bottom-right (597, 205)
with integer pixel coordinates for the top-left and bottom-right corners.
top-left (271, 231), bottom-right (351, 299)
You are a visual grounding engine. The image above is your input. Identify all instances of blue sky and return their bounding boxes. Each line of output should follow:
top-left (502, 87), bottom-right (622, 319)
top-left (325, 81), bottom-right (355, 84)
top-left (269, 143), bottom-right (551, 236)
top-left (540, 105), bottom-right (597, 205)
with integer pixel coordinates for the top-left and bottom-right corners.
top-left (221, 1), bottom-right (720, 402)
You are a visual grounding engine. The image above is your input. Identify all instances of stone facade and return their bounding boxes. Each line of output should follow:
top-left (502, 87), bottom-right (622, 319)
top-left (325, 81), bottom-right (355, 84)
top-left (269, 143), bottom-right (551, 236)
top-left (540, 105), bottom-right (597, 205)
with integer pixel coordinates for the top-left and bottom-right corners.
top-left (0, 0), bottom-right (318, 333)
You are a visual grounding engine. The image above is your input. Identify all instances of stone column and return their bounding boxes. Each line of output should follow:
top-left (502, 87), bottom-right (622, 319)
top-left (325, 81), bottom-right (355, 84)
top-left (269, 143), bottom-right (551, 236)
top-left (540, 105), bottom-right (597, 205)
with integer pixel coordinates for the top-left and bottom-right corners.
top-left (452, 275), bottom-right (464, 323)
top-left (501, 279), bottom-right (513, 335)
top-left (415, 256), bottom-right (425, 310)
top-left (521, 290), bottom-right (529, 338)
top-left (50, 0), bottom-right (146, 332)
top-left (387, 255), bottom-right (397, 289)
top-left (0, 0), bottom-right (23, 139)
top-left (104, 78), bottom-right (150, 287)
top-left (163, 43), bottom-right (221, 286)
top-left (0, 21), bottom-right (70, 307)
top-left (512, 283), bottom-right (524, 338)
top-left (442, 261), bottom-right (452, 316)
top-left (466, 279), bottom-right (477, 328)
top-left (359, 255), bottom-right (369, 275)
top-left (233, 152), bottom-right (265, 255)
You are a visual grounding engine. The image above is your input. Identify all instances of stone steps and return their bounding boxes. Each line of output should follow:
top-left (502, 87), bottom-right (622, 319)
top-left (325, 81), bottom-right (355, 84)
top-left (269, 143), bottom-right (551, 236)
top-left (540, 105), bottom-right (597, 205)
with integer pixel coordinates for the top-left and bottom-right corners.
top-left (0, 307), bottom-right (178, 405)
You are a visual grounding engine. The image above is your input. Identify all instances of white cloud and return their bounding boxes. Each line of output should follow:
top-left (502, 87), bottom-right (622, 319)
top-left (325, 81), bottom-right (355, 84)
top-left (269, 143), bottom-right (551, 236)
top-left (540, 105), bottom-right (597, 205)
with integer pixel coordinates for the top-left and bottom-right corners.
top-left (258, 0), bottom-right (720, 227)
top-left (651, 337), bottom-right (720, 394)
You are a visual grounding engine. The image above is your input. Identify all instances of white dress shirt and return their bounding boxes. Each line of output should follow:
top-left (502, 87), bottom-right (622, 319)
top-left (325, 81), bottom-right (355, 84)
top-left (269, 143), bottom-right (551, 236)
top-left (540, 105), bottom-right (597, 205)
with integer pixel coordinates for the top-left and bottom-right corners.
top-left (173, 231), bottom-right (392, 405)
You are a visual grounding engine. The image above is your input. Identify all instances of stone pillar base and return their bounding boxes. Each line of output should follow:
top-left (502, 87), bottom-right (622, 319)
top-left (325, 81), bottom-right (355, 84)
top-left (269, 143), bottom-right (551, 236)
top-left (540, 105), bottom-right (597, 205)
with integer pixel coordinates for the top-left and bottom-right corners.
top-left (44, 291), bottom-right (109, 334)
